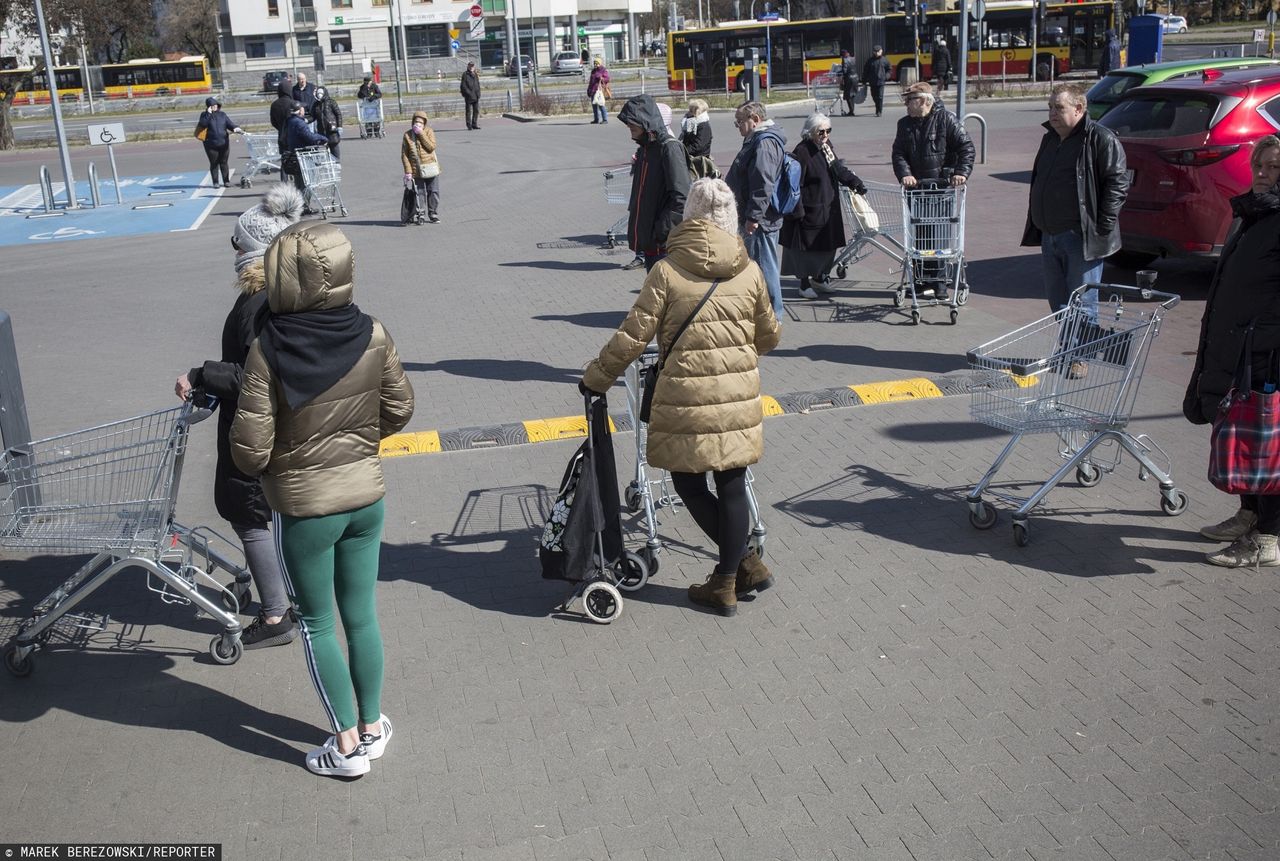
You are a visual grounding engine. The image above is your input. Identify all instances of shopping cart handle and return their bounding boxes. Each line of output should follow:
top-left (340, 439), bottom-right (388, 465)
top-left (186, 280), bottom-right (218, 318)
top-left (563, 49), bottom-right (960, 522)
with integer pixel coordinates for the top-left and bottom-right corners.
top-left (1083, 282), bottom-right (1180, 310)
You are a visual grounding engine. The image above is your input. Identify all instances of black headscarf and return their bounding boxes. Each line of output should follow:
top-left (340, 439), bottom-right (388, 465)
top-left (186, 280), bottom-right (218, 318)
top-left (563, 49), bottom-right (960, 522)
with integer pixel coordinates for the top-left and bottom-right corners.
top-left (259, 305), bottom-right (373, 410)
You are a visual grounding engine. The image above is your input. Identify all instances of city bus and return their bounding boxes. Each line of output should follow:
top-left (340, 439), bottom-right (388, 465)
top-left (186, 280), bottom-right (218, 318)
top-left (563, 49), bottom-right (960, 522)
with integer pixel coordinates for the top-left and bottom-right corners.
top-left (0, 56), bottom-right (210, 103)
top-left (666, 1), bottom-right (1115, 91)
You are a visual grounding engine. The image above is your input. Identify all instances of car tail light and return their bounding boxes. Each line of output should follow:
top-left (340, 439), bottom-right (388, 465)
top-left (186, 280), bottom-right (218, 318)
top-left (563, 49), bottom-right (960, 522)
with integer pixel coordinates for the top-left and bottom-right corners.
top-left (1181, 240), bottom-right (1214, 253)
top-left (1156, 144), bottom-right (1241, 166)
top-left (1201, 68), bottom-right (1223, 82)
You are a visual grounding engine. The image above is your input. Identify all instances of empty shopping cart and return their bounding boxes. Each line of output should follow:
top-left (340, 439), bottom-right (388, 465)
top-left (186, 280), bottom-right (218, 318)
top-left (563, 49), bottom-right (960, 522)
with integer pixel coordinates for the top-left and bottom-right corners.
top-left (899, 180), bottom-right (969, 325)
top-left (357, 98), bottom-right (385, 139)
top-left (296, 145), bottom-right (347, 218)
top-left (240, 133), bottom-right (281, 188)
top-left (603, 166), bottom-right (630, 248)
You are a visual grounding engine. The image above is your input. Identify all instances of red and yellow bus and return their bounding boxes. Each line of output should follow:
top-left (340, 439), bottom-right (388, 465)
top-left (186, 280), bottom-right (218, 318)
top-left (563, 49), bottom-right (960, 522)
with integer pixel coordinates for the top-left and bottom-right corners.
top-left (1, 56), bottom-right (211, 103)
top-left (667, 1), bottom-right (1116, 91)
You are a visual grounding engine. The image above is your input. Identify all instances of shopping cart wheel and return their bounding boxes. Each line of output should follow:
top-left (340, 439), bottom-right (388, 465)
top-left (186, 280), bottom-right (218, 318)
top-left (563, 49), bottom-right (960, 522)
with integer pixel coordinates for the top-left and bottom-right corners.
top-left (239, 177), bottom-right (250, 189)
top-left (956, 285), bottom-right (969, 306)
top-left (223, 579), bottom-right (254, 614)
top-left (1012, 521), bottom-right (1030, 547)
top-left (911, 310), bottom-right (921, 325)
top-left (209, 634), bottom-right (243, 666)
top-left (1076, 463), bottom-right (1102, 488)
top-left (339, 207), bottom-right (348, 217)
top-left (581, 581), bottom-right (623, 624)
top-left (642, 546), bottom-right (661, 576)
top-left (1160, 489), bottom-right (1189, 516)
top-left (616, 550), bottom-right (650, 592)
top-left (968, 500), bottom-right (997, 530)
top-left (949, 309), bottom-right (958, 325)
top-left (836, 264), bottom-right (847, 280)
top-left (893, 290), bottom-right (904, 308)
top-left (3, 643), bottom-right (34, 678)
top-left (624, 481), bottom-right (643, 513)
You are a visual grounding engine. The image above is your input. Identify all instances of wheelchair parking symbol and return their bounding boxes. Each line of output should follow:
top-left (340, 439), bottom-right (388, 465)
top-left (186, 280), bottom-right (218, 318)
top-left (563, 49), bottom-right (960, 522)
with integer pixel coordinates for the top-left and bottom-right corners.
top-left (28, 225), bottom-right (105, 241)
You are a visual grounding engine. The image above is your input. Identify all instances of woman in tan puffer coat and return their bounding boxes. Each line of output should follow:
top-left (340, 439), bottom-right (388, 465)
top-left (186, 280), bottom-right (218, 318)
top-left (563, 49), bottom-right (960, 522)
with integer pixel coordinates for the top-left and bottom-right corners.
top-left (582, 177), bottom-right (781, 617)
top-left (231, 221), bottom-right (414, 779)
top-left (401, 109), bottom-right (440, 222)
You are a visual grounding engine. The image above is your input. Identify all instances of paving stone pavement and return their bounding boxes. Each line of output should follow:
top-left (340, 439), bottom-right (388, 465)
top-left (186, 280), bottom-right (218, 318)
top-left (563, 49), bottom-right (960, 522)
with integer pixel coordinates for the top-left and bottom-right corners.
top-left (0, 101), bottom-right (1276, 859)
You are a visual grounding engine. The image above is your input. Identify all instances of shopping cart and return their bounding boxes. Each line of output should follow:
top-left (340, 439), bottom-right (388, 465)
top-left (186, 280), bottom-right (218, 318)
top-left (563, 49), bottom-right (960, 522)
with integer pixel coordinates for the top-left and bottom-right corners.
top-left (812, 72), bottom-right (842, 117)
top-left (831, 180), bottom-right (908, 281)
top-left (964, 282), bottom-right (1185, 547)
top-left (1, 401), bottom-right (247, 678)
top-left (899, 180), bottom-right (969, 325)
top-left (621, 346), bottom-right (768, 573)
top-left (357, 98), bottom-right (385, 139)
top-left (296, 145), bottom-right (348, 218)
top-left (603, 166), bottom-right (630, 248)
top-left (239, 133), bottom-right (281, 188)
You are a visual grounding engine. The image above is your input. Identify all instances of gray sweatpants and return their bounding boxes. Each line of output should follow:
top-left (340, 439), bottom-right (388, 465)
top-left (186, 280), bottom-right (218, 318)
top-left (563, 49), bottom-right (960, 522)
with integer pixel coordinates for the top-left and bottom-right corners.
top-left (233, 523), bottom-right (290, 618)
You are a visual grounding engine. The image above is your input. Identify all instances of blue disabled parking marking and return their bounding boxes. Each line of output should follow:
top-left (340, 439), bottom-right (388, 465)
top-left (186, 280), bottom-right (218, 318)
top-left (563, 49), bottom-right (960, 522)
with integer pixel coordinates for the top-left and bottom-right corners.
top-left (0, 171), bottom-right (225, 247)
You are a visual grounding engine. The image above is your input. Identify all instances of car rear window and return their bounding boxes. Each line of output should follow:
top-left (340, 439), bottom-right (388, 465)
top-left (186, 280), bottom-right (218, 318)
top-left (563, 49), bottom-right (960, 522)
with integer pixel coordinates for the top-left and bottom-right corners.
top-left (1088, 73), bottom-right (1147, 104)
top-left (1098, 93), bottom-right (1221, 138)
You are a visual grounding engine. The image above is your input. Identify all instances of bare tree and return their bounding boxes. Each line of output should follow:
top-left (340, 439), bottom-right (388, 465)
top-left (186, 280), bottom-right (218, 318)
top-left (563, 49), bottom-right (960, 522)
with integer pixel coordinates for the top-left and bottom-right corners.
top-left (157, 0), bottom-right (219, 63)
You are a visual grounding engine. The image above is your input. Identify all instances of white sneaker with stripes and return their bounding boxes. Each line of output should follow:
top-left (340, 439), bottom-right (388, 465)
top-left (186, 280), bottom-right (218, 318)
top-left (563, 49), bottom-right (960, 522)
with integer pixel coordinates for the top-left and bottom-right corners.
top-left (305, 736), bottom-right (371, 778)
top-left (359, 714), bottom-right (393, 761)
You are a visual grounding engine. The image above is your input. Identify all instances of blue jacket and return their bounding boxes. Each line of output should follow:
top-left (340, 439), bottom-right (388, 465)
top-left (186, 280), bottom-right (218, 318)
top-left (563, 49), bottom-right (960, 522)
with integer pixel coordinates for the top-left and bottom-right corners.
top-left (284, 114), bottom-right (328, 152)
top-left (197, 109), bottom-right (238, 147)
top-left (725, 122), bottom-right (788, 232)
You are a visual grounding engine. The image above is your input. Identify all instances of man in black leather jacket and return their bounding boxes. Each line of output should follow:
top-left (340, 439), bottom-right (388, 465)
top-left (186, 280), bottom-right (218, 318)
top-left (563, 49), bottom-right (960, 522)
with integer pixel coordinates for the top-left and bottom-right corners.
top-left (891, 82), bottom-right (974, 188)
top-left (1020, 82), bottom-right (1128, 315)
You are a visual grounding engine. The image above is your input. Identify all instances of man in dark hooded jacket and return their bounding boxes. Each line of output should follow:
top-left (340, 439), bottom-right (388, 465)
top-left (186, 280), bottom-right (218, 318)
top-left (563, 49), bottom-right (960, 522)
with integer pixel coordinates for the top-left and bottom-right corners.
top-left (269, 79), bottom-right (295, 180)
top-left (1099, 30), bottom-right (1122, 76)
top-left (617, 94), bottom-right (691, 271)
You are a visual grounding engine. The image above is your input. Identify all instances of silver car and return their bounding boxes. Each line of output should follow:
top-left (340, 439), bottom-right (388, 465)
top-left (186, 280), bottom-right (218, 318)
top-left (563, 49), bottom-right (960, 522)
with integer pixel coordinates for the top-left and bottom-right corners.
top-left (551, 51), bottom-right (584, 75)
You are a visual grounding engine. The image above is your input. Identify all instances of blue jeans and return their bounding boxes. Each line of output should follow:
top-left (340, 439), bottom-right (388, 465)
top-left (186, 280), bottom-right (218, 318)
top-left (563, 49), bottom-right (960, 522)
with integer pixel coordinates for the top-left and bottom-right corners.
top-left (742, 226), bottom-right (783, 318)
top-left (592, 104), bottom-right (608, 123)
top-left (1040, 230), bottom-right (1101, 318)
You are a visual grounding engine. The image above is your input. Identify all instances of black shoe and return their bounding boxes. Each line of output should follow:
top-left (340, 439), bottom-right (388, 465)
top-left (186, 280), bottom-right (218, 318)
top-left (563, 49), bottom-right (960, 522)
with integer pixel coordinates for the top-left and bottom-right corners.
top-left (241, 612), bottom-right (298, 650)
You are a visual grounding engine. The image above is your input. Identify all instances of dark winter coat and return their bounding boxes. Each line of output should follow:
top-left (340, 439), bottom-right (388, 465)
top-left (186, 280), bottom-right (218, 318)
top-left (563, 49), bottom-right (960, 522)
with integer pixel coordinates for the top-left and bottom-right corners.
top-left (891, 105), bottom-right (975, 182)
top-left (284, 113), bottom-right (328, 152)
top-left (725, 122), bottom-right (788, 232)
top-left (932, 44), bottom-right (952, 79)
top-left (460, 69), bottom-right (481, 102)
top-left (357, 80), bottom-right (382, 99)
top-left (617, 95), bottom-right (690, 254)
top-left (269, 82), bottom-right (294, 149)
top-left (312, 97), bottom-right (342, 136)
top-left (291, 81), bottom-right (316, 114)
top-left (1183, 190), bottom-right (1280, 425)
top-left (1099, 33), bottom-right (1122, 76)
top-left (197, 108), bottom-right (238, 148)
top-left (681, 117), bottom-right (712, 158)
top-left (188, 265), bottom-right (273, 526)
top-left (839, 55), bottom-right (859, 94)
top-left (863, 55), bottom-right (891, 87)
top-left (780, 138), bottom-right (867, 254)
top-left (1020, 115), bottom-right (1128, 261)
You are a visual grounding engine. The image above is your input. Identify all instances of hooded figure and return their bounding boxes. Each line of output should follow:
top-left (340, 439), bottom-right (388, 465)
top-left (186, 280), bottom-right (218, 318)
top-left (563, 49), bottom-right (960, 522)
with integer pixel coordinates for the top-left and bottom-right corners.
top-left (269, 79), bottom-right (295, 151)
top-left (311, 86), bottom-right (343, 159)
top-left (1099, 29), bottom-right (1122, 76)
top-left (617, 94), bottom-right (691, 267)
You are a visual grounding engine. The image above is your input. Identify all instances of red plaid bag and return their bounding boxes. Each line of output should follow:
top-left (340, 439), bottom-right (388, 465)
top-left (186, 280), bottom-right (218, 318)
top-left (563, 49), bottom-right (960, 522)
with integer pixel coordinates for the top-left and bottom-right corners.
top-left (1208, 326), bottom-right (1280, 494)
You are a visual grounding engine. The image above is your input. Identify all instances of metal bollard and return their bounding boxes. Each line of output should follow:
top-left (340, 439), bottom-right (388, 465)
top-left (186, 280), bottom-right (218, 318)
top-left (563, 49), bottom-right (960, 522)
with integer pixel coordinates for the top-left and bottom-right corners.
top-left (506, 89), bottom-right (513, 111)
top-left (963, 113), bottom-right (988, 165)
top-left (38, 165), bottom-right (55, 212)
top-left (87, 162), bottom-right (101, 207)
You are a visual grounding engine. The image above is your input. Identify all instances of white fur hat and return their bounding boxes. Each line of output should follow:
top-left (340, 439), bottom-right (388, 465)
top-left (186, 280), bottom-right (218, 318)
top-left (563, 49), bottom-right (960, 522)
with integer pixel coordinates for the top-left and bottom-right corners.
top-left (233, 184), bottom-right (304, 271)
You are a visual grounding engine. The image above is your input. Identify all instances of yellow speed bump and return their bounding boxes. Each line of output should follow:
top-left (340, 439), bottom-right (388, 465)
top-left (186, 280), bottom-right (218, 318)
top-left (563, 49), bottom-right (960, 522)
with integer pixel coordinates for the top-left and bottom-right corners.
top-left (850, 377), bottom-right (944, 405)
top-left (380, 430), bottom-right (442, 458)
top-left (760, 395), bottom-right (785, 416)
top-left (1006, 370), bottom-right (1040, 388)
top-left (524, 414), bottom-right (615, 443)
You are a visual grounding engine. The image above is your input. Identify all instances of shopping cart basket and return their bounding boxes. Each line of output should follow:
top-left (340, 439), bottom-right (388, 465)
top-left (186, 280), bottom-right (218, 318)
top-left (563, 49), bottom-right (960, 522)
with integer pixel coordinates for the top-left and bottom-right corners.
top-left (1, 401), bottom-right (246, 677)
top-left (831, 181), bottom-right (908, 281)
top-left (356, 98), bottom-right (385, 139)
top-left (964, 282), bottom-right (1185, 546)
top-left (296, 145), bottom-right (348, 218)
top-left (239, 133), bottom-right (281, 189)
top-left (899, 180), bottom-right (969, 325)
top-left (621, 346), bottom-right (768, 572)
top-left (603, 167), bottom-right (630, 249)
top-left (812, 72), bottom-right (842, 117)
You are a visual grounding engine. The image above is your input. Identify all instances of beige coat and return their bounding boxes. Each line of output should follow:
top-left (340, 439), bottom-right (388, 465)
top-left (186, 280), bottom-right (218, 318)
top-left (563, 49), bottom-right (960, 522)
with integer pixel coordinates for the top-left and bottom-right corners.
top-left (230, 222), bottom-right (415, 518)
top-left (583, 219), bottom-right (780, 473)
top-left (400, 110), bottom-right (439, 175)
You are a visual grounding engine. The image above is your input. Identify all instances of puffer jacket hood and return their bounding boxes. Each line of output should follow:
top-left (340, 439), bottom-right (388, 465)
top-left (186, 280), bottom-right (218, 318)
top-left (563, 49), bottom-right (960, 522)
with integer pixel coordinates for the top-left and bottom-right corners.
top-left (617, 95), bottom-right (667, 137)
top-left (663, 218), bottom-right (750, 281)
top-left (264, 221), bottom-right (354, 315)
top-left (411, 110), bottom-right (429, 125)
top-left (276, 81), bottom-right (292, 98)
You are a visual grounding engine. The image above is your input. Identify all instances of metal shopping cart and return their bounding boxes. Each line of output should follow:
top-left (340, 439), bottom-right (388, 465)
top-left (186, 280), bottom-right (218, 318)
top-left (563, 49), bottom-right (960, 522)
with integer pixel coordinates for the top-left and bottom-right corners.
top-left (603, 166), bottom-right (630, 249)
top-left (296, 145), bottom-right (348, 218)
top-left (899, 180), bottom-right (969, 325)
top-left (964, 282), bottom-right (1185, 547)
top-left (356, 98), bottom-right (385, 139)
top-left (1, 401), bottom-right (247, 678)
top-left (831, 180), bottom-right (908, 282)
top-left (812, 72), bottom-right (842, 117)
top-left (239, 133), bottom-right (281, 188)
top-left (620, 346), bottom-right (768, 573)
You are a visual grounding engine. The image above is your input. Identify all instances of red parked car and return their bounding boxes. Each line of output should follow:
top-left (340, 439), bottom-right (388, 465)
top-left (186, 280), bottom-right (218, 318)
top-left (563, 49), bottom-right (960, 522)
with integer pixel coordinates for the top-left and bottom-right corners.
top-left (1098, 66), bottom-right (1280, 267)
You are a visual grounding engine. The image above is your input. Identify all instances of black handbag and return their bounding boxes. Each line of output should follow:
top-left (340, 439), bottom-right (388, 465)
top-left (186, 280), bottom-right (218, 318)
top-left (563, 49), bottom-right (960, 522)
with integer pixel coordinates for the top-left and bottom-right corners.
top-left (639, 280), bottom-right (719, 424)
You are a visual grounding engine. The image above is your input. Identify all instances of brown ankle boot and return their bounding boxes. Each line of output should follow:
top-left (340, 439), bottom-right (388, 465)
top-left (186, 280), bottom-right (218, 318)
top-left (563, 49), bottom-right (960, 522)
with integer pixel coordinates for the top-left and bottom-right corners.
top-left (735, 549), bottom-right (775, 596)
top-left (688, 572), bottom-right (738, 616)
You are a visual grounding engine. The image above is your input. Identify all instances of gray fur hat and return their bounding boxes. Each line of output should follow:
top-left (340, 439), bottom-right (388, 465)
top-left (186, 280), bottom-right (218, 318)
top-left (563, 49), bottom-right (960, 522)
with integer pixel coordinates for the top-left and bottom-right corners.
top-left (233, 183), bottom-right (305, 272)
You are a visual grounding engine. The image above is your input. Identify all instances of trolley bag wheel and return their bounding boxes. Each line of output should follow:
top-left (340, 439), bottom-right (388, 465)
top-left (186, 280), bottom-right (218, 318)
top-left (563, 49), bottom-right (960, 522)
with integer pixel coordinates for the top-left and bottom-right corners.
top-left (209, 634), bottom-right (243, 666)
top-left (968, 500), bottom-right (997, 530)
top-left (624, 481), bottom-right (643, 513)
top-left (1076, 463), bottom-right (1102, 487)
top-left (223, 579), bottom-right (254, 614)
top-left (1012, 521), bottom-right (1030, 547)
top-left (836, 264), bottom-right (847, 280)
top-left (615, 550), bottom-right (650, 592)
top-left (581, 580), bottom-right (623, 624)
top-left (1160, 488), bottom-right (1189, 516)
top-left (3, 643), bottom-right (34, 678)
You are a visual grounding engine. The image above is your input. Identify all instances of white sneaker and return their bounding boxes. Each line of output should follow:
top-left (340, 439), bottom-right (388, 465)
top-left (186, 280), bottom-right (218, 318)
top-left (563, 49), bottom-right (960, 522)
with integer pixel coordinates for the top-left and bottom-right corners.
top-left (359, 714), bottom-right (393, 760)
top-left (813, 277), bottom-right (837, 294)
top-left (305, 736), bottom-right (371, 778)
top-left (1206, 531), bottom-right (1280, 568)
top-left (798, 286), bottom-right (820, 300)
top-left (1199, 508), bottom-right (1257, 541)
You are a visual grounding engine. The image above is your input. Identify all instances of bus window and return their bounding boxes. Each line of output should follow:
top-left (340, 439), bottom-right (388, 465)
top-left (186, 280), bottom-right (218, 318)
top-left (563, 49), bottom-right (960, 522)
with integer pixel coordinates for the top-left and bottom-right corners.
top-left (804, 32), bottom-right (840, 59)
top-left (986, 24), bottom-right (1029, 49)
top-left (1042, 15), bottom-right (1068, 46)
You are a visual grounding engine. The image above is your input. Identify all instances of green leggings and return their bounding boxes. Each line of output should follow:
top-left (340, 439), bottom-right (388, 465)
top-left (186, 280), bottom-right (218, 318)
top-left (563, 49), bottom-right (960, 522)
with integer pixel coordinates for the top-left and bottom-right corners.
top-left (275, 498), bottom-right (386, 734)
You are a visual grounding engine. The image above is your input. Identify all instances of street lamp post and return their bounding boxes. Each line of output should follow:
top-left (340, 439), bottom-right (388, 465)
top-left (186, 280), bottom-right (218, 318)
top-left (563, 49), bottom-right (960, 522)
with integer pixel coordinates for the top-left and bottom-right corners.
top-left (33, 0), bottom-right (77, 209)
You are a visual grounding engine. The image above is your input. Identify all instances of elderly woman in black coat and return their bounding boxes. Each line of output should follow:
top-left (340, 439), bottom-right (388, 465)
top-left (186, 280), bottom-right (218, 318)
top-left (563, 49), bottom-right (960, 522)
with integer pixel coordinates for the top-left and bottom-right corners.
top-left (1184, 133), bottom-right (1280, 568)
top-left (781, 112), bottom-right (868, 299)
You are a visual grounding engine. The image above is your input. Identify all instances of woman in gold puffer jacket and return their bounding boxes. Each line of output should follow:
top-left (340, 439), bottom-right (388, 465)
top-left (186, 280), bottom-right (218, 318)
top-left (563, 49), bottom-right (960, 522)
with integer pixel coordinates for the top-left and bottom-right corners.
top-left (231, 221), bottom-right (414, 779)
top-left (582, 177), bottom-right (781, 617)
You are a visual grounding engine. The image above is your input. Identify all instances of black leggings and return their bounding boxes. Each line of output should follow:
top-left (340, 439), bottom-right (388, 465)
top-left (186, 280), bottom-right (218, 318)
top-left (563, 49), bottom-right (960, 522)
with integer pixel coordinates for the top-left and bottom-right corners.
top-left (203, 143), bottom-right (230, 184)
top-left (670, 467), bottom-right (750, 576)
top-left (1240, 494), bottom-right (1280, 535)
